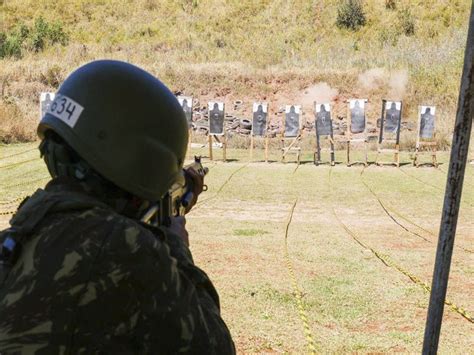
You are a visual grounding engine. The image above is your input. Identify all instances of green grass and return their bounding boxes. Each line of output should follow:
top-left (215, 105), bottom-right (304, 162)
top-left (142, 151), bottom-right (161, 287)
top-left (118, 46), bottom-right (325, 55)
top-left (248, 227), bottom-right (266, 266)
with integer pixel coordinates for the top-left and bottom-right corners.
top-left (233, 228), bottom-right (269, 236)
top-left (1, 144), bottom-right (473, 353)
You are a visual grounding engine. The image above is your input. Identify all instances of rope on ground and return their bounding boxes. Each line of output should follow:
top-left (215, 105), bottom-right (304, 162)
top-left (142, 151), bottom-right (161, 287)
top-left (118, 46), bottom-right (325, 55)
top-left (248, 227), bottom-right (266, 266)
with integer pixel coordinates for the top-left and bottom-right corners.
top-left (0, 195), bottom-right (27, 206)
top-left (361, 167), bottom-right (473, 254)
top-left (2, 176), bottom-right (49, 190)
top-left (0, 157), bottom-right (40, 170)
top-left (328, 168), bottom-right (474, 324)
top-left (1, 166), bottom-right (46, 181)
top-left (292, 164), bottom-right (300, 175)
top-left (0, 209), bottom-right (16, 216)
top-left (192, 163), bottom-right (249, 209)
top-left (0, 147), bottom-right (37, 161)
top-left (283, 199), bottom-right (318, 354)
top-left (359, 167), bottom-right (431, 243)
top-left (397, 166), bottom-right (444, 192)
top-left (399, 165), bottom-right (474, 208)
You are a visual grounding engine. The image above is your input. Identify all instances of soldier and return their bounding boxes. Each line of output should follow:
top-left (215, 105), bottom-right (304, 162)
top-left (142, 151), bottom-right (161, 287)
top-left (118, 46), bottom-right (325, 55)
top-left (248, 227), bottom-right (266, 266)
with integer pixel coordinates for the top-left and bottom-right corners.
top-left (0, 60), bottom-right (235, 354)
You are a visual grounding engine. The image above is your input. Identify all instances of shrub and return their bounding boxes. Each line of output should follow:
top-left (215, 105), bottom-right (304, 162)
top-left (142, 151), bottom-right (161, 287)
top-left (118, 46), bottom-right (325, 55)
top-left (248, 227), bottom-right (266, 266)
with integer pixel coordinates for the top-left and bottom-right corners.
top-left (398, 7), bottom-right (415, 36)
top-left (0, 17), bottom-right (68, 58)
top-left (39, 65), bottom-right (63, 87)
top-left (378, 28), bottom-right (399, 47)
top-left (385, 0), bottom-right (396, 10)
top-left (336, 0), bottom-right (367, 31)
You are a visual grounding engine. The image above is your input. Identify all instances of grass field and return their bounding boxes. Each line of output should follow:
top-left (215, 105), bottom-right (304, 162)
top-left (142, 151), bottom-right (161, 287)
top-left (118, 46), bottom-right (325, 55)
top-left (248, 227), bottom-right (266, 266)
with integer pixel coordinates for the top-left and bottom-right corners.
top-left (0, 143), bottom-right (473, 353)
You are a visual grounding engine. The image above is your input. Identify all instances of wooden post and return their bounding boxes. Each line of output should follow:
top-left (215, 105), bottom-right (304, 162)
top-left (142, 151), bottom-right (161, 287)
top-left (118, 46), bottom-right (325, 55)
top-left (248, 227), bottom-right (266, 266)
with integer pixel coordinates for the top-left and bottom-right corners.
top-left (250, 134), bottom-right (254, 161)
top-left (315, 133), bottom-right (321, 164)
top-left (414, 106), bottom-right (422, 166)
top-left (264, 136), bottom-right (269, 163)
top-left (346, 101), bottom-right (351, 166)
top-left (223, 133), bottom-right (227, 162)
top-left (208, 134), bottom-right (213, 161)
top-left (329, 137), bottom-right (335, 166)
top-left (364, 141), bottom-right (368, 166)
top-left (188, 128), bottom-right (193, 159)
top-left (422, 3), bottom-right (474, 353)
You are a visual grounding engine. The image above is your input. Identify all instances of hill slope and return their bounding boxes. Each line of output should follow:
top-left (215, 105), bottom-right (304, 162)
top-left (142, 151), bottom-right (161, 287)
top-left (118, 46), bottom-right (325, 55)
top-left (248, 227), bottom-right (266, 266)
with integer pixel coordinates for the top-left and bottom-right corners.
top-left (0, 0), bottom-right (471, 143)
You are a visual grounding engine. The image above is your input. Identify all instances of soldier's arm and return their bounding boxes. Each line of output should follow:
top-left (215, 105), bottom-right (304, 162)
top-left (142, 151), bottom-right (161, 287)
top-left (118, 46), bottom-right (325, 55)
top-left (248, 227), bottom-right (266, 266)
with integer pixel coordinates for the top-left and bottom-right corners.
top-left (108, 218), bottom-right (235, 354)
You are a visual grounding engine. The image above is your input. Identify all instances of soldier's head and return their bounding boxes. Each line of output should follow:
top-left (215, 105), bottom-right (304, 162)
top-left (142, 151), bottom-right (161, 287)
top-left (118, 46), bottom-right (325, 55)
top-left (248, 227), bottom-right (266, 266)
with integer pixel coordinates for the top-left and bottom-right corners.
top-left (182, 98), bottom-right (188, 108)
top-left (320, 104), bottom-right (326, 112)
top-left (38, 60), bottom-right (188, 202)
top-left (424, 107), bottom-right (431, 114)
top-left (213, 102), bottom-right (219, 110)
top-left (257, 104), bottom-right (263, 112)
top-left (290, 105), bottom-right (295, 113)
top-left (354, 100), bottom-right (360, 108)
top-left (390, 102), bottom-right (396, 110)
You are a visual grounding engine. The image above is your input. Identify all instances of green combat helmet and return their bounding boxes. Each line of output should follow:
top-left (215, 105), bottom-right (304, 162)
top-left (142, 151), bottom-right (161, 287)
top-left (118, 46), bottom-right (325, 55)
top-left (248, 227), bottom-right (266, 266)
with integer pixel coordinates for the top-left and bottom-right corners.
top-left (38, 60), bottom-right (188, 201)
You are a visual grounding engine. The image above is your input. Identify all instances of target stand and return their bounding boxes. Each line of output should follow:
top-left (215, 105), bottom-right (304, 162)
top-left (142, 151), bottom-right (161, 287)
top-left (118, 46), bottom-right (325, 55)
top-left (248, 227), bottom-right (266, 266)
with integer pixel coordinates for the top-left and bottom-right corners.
top-left (281, 136), bottom-right (302, 164)
top-left (208, 134), bottom-right (227, 162)
top-left (346, 138), bottom-right (368, 166)
top-left (250, 135), bottom-right (269, 162)
top-left (376, 141), bottom-right (400, 167)
top-left (314, 135), bottom-right (335, 166)
top-left (375, 100), bottom-right (402, 167)
top-left (346, 99), bottom-right (368, 166)
top-left (207, 101), bottom-right (227, 162)
top-left (414, 140), bottom-right (438, 168)
top-left (281, 105), bottom-right (302, 164)
top-left (250, 102), bottom-right (270, 162)
top-left (413, 105), bottom-right (438, 168)
top-left (314, 102), bottom-right (335, 166)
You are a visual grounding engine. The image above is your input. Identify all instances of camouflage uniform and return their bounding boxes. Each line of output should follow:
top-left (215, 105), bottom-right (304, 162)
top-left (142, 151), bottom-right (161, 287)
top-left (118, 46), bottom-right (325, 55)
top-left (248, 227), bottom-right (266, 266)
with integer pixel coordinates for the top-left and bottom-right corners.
top-left (0, 178), bottom-right (235, 354)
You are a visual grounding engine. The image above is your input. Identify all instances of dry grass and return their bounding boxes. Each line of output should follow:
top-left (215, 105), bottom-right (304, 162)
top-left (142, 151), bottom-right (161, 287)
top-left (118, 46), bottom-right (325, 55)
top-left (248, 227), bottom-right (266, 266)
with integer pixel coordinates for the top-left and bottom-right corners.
top-left (0, 0), bottom-right (472, 147)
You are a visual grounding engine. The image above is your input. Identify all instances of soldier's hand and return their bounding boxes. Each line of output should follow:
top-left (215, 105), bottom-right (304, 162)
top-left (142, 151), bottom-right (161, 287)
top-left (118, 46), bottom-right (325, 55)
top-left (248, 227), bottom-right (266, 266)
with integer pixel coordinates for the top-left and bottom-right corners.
top-left (166, 216), bottom-right (189, 247)
top-left (184, 167), bottom-right (204, 212)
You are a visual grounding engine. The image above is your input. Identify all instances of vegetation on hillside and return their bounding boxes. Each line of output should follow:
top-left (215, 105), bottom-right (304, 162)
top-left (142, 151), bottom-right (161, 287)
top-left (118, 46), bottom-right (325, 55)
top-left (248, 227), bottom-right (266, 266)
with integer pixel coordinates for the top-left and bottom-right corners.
top-left (0, 0), bottom-right (471, 143)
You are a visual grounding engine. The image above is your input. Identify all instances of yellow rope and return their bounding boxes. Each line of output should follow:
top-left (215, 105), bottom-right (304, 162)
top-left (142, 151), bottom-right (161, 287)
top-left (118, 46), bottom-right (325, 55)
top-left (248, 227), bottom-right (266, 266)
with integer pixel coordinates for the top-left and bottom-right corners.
top-left (283, 199), bottom-right (318, 354)
top-left (329, 168), bottom-right (474, 324)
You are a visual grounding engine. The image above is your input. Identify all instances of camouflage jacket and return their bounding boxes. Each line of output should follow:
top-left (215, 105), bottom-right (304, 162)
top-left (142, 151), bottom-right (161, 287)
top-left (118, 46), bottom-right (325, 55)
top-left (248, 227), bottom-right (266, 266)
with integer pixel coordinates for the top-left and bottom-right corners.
top-left (0, 178), bottom-right (235, 354)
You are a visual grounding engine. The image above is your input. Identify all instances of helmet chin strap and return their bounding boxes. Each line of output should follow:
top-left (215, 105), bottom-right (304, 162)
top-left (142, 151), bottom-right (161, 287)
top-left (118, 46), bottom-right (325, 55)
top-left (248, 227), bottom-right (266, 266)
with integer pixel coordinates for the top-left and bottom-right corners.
top-left (39, 132), bottom-right (150, 219)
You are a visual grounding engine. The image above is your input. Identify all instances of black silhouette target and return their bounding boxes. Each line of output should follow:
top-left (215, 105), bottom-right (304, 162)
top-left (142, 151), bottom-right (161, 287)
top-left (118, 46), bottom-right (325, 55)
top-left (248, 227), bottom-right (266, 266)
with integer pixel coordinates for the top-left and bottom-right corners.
top-left (252, 102), bottom-right (268, 136)
top-left (419, 106), bottom-right (436, 139)
top-left (178, 96), bottom-right (193, 127)
top-left (208, 101), bottom-right (225, 135)
top-left (284, 105), bottom-right (300, 137)
top-left (40, 92), bottom-right (55, 119)
top-left (315, 103), bottom-right (333, 137)
top-left (384, 101), bottom-right (401, 134)
top-left (349, 99), bottom-right (366, 134)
